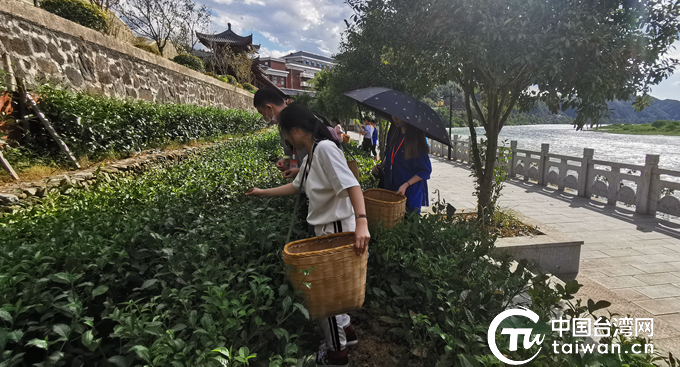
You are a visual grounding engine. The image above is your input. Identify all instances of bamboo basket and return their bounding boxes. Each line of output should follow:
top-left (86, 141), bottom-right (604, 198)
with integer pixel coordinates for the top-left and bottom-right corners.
top-left (347, 160), bottom-right (360, 181)
top-left (283, 232), bottom-right (368, 319)
top-left (343, 134), bottom-right (351, 144)
top-left (363, 188), bottom-right (407, 231)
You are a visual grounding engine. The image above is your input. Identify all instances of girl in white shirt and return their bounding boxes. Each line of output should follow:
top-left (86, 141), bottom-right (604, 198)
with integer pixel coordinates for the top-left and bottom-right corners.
top-left (246, 103), bottom-right (369, 367)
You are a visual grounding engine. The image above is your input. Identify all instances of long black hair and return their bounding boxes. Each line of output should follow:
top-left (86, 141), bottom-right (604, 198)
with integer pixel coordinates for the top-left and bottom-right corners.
top-left (279, 103), bottom-right (342, 149)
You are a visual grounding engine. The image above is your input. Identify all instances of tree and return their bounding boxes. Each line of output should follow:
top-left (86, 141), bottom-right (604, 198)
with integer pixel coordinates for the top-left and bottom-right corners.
top-left (345, 0), bottom-right (680, 222)
top-left (426, 82), bottom-right (465, 112)
top-left (314, 20), bottom-right (438, 157)
top-left (173, 1), bottom-right (211, 54)
top-left (116, 0), bottom-right (209, 56)
top-left (205, 45), bottom-right (254, 84)
top-left (116, 0), bottom-right (180, 56)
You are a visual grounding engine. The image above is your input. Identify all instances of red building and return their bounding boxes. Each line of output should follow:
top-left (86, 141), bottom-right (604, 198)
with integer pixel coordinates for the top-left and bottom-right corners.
top-left (257, 51), bottom-right (335, 96)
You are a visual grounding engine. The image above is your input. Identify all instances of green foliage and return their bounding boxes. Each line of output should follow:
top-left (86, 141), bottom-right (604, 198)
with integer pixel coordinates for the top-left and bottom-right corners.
top-left (652, 120), bottom-right (668, 128)
top-left (0, 132), bottom-right (312, 366)
top-left (172, 54), bottom-right (205, 73)
top-left (595, 120), bottom-right (680, 136)
top-left (344, 0), bottom-right (680, 221)
top-left (40, 0), bottom-right (108, 33)
top-left (30, 85), bottom-right (265, 159)
top-left (226, 75), bottom-right (238, 85)
top-left (133, 43), bottom-right (161, 56)
top-left (0, 69), bottom-right (7, 92)
top-left (242, 83), bottom-right (257, 92)
top-left (342, 140), bottom-right (379, 188)
top-left (365, 207), bottom-right (530, 364)
top-left (434, 106), bottom-right (467, 127)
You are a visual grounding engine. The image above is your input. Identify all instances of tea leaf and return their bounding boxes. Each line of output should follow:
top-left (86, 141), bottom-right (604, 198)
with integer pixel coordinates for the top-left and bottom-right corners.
top-left (92, 285), bottom-right (109, 297)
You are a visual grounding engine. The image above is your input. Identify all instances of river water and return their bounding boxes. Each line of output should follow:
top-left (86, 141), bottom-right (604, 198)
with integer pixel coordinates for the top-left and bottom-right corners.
top-left (448, 124), bottom-right (680, 171)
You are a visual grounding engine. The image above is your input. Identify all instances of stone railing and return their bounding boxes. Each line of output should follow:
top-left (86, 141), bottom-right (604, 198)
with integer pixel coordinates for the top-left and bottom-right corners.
top-left (430, 136), bottom-right (680, 218)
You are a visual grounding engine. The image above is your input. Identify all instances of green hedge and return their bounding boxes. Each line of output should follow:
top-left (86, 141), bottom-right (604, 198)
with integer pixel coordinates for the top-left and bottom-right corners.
top-left (33, 85), bottom-right (265, 158)
top-left (40, 0), bottom-right (108, 33)
top-left (173, 54), bottom-right (205, 73)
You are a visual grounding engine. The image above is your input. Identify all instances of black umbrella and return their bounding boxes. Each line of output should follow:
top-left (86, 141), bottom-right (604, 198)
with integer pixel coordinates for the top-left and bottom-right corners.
top-left (344, 87), bottom-right (451, 146)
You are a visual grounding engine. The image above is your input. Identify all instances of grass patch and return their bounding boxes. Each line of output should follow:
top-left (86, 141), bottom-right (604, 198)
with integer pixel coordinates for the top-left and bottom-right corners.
top-left (594, 121), bottom-right (680, 136)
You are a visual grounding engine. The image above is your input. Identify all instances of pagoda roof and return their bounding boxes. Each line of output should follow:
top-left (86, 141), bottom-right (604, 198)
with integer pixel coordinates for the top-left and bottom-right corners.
top-left (197, 23), bottom-right (260, 51)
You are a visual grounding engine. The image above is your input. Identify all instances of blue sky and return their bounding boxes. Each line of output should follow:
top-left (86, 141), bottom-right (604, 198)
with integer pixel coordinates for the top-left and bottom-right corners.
top-left (197, 0), bottom-right (679, 101)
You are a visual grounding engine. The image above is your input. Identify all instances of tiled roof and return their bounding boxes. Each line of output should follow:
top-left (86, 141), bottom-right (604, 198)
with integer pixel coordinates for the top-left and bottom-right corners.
top-left (196, 23), bottom-right (259, 51)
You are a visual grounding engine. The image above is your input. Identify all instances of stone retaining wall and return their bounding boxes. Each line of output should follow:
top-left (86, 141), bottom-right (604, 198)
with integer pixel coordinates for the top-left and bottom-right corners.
top-left (0, 0), bottom-right (253, 110)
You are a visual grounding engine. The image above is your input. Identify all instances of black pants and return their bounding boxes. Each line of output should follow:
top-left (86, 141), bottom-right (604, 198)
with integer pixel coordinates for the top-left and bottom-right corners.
top-left (363, 138), bottom-right (376, 156)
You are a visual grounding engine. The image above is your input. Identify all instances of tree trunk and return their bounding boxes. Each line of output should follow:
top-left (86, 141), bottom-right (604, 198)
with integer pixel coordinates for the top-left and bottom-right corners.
top-left (478, 125), bottom-right (499, 221)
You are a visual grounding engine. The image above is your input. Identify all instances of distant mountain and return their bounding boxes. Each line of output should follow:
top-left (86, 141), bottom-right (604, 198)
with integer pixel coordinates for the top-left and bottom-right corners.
top-left (562, 97), bottom-right (680, 124)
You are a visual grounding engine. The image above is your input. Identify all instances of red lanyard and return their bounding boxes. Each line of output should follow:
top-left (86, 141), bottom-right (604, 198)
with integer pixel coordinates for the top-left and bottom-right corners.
top-left (391, 137), bottom-right (405, 165)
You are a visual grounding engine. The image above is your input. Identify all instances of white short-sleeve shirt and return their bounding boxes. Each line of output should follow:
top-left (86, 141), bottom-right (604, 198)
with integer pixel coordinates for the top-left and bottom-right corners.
top-left (293, 140), bottom-right (360, 226)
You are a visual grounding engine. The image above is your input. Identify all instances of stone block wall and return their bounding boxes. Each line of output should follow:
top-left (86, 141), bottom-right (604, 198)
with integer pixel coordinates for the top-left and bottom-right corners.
top-left (0, 0), bottom-right (253, 110)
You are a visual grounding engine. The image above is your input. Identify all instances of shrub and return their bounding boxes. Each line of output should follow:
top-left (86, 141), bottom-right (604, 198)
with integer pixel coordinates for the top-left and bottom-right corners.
top-left (226, 75), bottom-right (238, 85)
top-left (133, 43), bottom-right (161, 56)
top-left (40, 0), bottom-right (108, 33)
top-left (651, 120), bottom-right (667, 128)
top-left (205, 72), bottom-right (217, 78)
top-left (0, 133), bottom-right (311, 366)
top-left (242, 83), bottom-right (257, 92)
top-left (172, 54), bottom-right (205, 73)
top-left (32, 85), bottom-right (265, 159)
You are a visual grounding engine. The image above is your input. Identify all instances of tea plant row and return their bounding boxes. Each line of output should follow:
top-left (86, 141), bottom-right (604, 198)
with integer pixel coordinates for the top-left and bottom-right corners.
top-left (20, 85), bottom-right (266, 160)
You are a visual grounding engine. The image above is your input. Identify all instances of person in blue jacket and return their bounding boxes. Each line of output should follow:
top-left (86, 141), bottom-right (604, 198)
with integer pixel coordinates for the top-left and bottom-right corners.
top-left (370, 119), bottom-right (379, 160)
top-left (377, 116), bottom-right (432, 213)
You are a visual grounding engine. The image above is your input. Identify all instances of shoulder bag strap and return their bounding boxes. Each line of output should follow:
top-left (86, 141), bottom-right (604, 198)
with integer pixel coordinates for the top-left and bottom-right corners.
top-left (285, 142), bottom-right (318, 244)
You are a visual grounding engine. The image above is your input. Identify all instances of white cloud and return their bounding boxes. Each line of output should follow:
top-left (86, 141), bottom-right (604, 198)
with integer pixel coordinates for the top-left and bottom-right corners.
top-left (201, 0), bottom-right (353, 57)
top-left (259, 46), bottom-right (295, 59)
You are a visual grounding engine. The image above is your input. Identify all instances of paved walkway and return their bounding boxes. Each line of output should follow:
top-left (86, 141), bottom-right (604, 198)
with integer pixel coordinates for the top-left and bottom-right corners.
top-left (427, 155), bottom-right (680, 355)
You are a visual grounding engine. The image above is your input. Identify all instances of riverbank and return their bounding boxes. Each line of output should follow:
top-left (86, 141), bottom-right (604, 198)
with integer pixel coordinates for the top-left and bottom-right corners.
top-left (594, 122), bottom-right (680, 136)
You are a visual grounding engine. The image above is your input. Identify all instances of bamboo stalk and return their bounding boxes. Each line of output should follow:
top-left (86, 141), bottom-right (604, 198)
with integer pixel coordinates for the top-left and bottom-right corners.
top-left (25, 93), bottom-right (80, 169)
top-left (0, 149), bottom-right (19, 180)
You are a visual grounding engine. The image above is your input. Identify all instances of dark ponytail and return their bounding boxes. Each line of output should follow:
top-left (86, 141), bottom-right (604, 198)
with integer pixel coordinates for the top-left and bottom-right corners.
top-left (279, 104), bottom-right (342, 149)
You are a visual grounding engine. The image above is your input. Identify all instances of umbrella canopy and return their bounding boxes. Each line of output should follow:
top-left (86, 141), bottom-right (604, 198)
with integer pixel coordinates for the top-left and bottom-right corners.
top-left (344, 87), bottom-right (451, 146)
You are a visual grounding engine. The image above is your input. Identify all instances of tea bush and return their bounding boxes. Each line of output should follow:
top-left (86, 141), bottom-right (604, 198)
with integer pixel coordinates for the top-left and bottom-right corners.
top-left (172, 54), bottom-right (205, 73)
top-left (364, 205), bottom-right (673, 366)
top-left (0, 132), bottom-right (313, 366)
top-left (31, 85), bottom-right (265, 159)
top-left (40, 0), bottom-right (108, 33)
